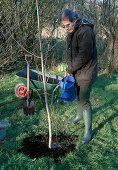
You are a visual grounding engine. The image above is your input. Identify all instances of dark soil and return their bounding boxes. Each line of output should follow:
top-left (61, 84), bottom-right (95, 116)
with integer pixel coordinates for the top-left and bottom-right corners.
top-left (18, 134), bottom-right (77, 162)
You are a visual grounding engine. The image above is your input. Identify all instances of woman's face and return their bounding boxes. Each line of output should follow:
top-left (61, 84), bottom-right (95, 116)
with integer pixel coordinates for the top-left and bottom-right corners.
top-left (61, 18), bottom-right (75, 33)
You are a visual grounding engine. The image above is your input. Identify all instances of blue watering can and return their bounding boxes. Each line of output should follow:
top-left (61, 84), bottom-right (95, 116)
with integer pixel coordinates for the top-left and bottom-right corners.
top-left (59, 75), bottom-right (76, 103)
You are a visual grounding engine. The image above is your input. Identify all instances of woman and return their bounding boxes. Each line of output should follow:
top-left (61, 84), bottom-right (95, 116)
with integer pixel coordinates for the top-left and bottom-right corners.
top-left (60, 9), bottom-right (98, 144)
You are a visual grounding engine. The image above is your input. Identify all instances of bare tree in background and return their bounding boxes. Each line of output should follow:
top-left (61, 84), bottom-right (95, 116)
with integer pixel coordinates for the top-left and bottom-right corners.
top-left (100, 0), bottom-right (118, 75)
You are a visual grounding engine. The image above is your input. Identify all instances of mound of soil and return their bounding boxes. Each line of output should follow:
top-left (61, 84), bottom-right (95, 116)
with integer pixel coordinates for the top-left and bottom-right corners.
top-left (18, 134), bottom-right (77, 162)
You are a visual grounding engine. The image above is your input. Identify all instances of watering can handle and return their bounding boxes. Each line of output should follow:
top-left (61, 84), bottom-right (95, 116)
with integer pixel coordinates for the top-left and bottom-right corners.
top-left (63, 74), bottom-right (74, 89)
top-left (64, 74), bottom-right (73, 84)
top-left (25, 54), bottom-right (32, 63)
top-left (63, 77), bottom-right (67, 89)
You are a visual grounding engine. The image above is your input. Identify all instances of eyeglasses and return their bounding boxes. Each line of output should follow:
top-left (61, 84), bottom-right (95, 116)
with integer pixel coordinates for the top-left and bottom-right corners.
top-left (61, 23), bottom-right (71, 29)
top-left (62, 24), bottom-right (71, 28)
top-left (61, 20), bottom-right (76, 29)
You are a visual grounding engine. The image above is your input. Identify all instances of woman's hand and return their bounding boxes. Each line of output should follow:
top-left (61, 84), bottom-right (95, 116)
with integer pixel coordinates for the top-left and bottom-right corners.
top-left (65, 71), bottom-right (71, 78)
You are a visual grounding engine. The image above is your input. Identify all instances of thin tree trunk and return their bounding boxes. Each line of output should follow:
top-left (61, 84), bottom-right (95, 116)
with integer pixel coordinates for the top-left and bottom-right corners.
top-left (36, 0), bottom-right (52, 148)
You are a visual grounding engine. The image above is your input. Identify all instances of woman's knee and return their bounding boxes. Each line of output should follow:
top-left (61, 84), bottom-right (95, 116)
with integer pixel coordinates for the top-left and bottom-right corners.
top-left (79, 100), bottom-right (91, 110)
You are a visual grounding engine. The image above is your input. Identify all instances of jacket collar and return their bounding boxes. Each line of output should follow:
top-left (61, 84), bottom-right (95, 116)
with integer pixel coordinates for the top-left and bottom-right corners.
top-left (68, 18), bottom-right (81, 36)
top-left (68, 17), bottom-right (94, 36)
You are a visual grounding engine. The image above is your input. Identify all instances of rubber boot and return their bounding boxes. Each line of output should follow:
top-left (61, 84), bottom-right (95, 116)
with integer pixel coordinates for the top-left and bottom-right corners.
top-left (82, 108), bottom-right (92, 144)
top-left (68, 103), bottom-right (83, 123)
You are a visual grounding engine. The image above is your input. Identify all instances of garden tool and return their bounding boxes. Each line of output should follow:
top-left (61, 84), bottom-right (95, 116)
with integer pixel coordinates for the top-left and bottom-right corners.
top-left (23, 54), bottom-right (35, 115)
top-left (82, 108), bottom-right (92, 144)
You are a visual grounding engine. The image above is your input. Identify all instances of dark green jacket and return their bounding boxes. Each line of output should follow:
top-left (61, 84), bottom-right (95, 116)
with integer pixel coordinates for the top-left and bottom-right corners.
top-left (67, 18), bottom-right (98, 86)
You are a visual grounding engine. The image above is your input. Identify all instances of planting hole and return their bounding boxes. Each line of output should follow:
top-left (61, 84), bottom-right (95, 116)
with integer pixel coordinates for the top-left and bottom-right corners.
top-left (18, 134), bottom-right (77, 162)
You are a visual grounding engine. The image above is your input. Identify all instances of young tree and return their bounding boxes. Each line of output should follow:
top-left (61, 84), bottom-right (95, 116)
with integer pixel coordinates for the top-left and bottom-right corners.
top-left (36, 0), bottom-right (52, 149)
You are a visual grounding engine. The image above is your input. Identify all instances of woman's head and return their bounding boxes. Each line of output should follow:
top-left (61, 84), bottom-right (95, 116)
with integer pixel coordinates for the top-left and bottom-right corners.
top-left (60, 9), bottom-right (79, 22)
top-left (60, 9), bottom-right (79, 33)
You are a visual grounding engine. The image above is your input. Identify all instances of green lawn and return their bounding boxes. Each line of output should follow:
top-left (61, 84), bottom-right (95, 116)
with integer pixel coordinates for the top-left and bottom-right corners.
top-left (0, 70), bottom-right (118, 170)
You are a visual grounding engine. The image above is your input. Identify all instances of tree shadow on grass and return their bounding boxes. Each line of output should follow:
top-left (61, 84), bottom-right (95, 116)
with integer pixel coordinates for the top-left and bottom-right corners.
top-left (93, 111), bottom-right (117, 136)
top-left (75, 142), bottom-right (117, 169)
top-left (93, 96), bottom-right (117, 114)
top-left (92, 83), bottom-right (118, 136)
top-left (93, 72), bottom-right (118, 90)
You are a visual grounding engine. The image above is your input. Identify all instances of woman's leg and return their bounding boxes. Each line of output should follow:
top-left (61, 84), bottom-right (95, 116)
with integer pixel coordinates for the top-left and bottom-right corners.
top-left (68, 85), bottom-right (83, 123)
top-left (79, 86), bottom-right (93, 143)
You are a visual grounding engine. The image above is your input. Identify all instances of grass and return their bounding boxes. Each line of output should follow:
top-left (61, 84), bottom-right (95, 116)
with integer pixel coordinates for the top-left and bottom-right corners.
top-left (0, 70), bottom-right (118, 170)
